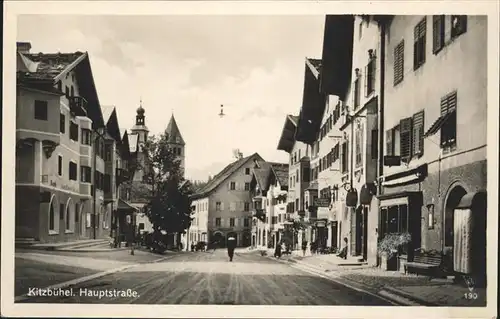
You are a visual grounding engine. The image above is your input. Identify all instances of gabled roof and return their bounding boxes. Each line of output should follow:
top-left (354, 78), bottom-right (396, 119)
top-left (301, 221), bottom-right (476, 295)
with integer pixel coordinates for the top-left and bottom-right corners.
top-left (165, 114), bottom-right (185, 145)
top-left (277, 114), bottom-right (299, 153)
top-left (102, 105), bottom-right (122, 144)
top-left (17, 49), bottom-right (105, 129)
top-left (121, 131), bottom-right (131, 158)
top-left (305, 58), bottom-right (322, 79)
top-left (270, 163), bottom-right (289, 188)
top-left (191, 152), bottom-right (264, 199)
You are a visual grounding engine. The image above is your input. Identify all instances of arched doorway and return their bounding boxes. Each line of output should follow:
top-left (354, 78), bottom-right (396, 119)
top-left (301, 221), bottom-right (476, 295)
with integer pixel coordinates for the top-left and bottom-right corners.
top-left (213, 231), bottom-right (225, 248)
top-left (48, 195), bottom-right (57, 233)
top-left (444, 184), bottom-right (467, 267)
top-left (227, 232), bottom-right (237, 247)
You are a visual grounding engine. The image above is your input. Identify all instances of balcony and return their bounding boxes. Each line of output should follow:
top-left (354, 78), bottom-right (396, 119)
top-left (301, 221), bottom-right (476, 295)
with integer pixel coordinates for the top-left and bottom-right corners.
top-left (69, 96), bottom-right (88, 117)
top-left (80, 183), bottom-right (91, 197)
top-left (253, 209), bottom-right (265, 222)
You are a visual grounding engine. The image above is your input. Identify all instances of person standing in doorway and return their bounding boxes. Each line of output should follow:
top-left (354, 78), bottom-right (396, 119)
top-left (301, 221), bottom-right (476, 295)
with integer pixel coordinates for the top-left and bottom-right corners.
top-left (227, 236), bottom-right (237, 262)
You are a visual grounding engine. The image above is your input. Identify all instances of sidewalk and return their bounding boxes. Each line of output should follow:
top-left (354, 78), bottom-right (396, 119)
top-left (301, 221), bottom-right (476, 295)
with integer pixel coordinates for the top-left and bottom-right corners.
top-left (14, 248), bottom-right (179, 299)
top-left (267, 252), bottom-right (486, 307)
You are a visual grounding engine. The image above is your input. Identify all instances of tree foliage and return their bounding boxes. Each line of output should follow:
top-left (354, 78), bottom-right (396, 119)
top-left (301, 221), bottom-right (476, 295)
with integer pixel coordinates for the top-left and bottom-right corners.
top-left (141, 129), bottom-right (194, 234)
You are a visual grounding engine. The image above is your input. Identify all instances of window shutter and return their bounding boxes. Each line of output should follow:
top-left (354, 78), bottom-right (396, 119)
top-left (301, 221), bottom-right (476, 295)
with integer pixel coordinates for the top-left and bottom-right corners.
top-left (400, 118), bottom-right (413, 161)
top-left (220, 202), bottom-right (224, 211)
top-left (447, 91), bottom-right (457, 112)
top-left (412, 111), bottom-right (425, 156)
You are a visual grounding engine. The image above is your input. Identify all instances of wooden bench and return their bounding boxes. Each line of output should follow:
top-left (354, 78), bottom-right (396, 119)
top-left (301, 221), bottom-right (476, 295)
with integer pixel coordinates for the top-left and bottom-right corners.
top-left (404, 252), bottom-right (444, 278)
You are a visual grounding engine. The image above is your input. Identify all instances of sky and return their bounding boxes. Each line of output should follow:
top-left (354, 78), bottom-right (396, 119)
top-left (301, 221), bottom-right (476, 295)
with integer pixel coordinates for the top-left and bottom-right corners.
top-left (17, 15), bottom-right (325, 181)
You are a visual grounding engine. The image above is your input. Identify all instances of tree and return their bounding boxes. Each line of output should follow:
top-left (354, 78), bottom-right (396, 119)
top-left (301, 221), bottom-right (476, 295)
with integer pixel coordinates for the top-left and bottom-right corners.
top-left (141, 129), bottom-right (194, 242)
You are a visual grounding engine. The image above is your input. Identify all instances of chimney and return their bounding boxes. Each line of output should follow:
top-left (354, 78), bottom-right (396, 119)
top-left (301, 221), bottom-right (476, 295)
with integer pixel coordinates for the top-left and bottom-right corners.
top-left (17, 42), bottom-right (32, 54)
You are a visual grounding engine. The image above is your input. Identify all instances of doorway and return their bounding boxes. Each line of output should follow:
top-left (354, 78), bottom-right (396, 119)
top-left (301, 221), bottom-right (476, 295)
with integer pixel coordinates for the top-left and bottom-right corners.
top-left (362, 206), bottom-right (368, 260)
top-left (331, 221), bottom-right (338, 250)
top-left (444, 185), bottom-right (467, 269)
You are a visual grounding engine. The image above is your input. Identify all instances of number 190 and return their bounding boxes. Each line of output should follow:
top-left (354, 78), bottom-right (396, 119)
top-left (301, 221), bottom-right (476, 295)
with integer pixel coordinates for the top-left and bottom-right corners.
top-left (464, 292), bottom-right (478, 299)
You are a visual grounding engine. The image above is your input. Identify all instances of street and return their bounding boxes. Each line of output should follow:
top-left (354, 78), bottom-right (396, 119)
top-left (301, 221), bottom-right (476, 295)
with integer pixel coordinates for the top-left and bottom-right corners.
top-left (17, 249), bottom-right (392, 305)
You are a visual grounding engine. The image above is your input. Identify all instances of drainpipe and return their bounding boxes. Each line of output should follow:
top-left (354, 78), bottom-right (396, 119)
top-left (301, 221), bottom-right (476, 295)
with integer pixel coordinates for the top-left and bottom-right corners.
top-left (377, 19), bottom-right (386, 197)
top-left (93, 134), bottom-right (97, 240)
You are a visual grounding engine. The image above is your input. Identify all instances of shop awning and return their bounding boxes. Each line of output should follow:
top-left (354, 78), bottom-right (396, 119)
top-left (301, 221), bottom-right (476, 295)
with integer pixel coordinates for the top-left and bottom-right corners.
top-left (424, 112), bottom-right (454, 138)
top-left (117, 199), bottom-right (138, 212)
top-left (456, 190), bottom-right (487, 209)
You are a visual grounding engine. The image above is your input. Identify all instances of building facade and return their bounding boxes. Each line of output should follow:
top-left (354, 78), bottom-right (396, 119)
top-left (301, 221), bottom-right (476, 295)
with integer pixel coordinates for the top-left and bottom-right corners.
top-left (378, 15), bottom-right (487, 278)
top-left (15, 42), bottom-right (118, 243)
top-left (338, 16), bottom-right (382, 264)
top-left (250, 162), bottom-right (288, 249)
top-left (191, 153), bottom-right (263, 248)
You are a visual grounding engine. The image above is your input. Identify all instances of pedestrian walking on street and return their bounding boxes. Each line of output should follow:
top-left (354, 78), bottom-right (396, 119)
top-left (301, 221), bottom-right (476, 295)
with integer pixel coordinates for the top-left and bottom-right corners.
top-left (301, 241), bottom-right (308, 257)
top-left (227, 236), bottom-right (237, 262)
top-left (274, 241), bottom-right (282, 259)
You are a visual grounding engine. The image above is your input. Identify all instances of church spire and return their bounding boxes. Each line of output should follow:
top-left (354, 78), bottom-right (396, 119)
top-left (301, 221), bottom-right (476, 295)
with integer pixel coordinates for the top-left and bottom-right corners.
top-left (165, 114), bottom-right (185, 146)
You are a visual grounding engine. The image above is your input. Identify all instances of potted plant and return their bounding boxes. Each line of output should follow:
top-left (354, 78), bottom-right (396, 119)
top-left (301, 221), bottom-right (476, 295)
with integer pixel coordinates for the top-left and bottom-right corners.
top-left (377, 232), bottom-right (411, 271)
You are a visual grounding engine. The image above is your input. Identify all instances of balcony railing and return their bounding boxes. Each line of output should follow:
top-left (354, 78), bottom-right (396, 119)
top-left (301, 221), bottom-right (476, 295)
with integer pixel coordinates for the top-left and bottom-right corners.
top-left (69, 96), bottom-right (88, 117)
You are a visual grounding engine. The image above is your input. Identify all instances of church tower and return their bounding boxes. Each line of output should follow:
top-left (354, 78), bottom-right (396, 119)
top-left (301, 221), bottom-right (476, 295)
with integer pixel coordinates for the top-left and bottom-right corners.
top-left (165, 114), bottom-right (185, 177)
top-left (130, 101), bottom-right (150, 182)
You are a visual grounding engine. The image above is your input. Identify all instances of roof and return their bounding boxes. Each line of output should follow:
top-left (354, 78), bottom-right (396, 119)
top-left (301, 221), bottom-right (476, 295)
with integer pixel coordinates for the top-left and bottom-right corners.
top-left (16, 49), bottom-right (106, 129)
top-left (277, 114), bottom-right (299, 153)
top-left (129, 133), bottom-right (139, 153)
top-left (18, 51), bottom-right (86, 81)
top-left (270, 163), bottom-right (289, 188)
top-left (101, 105), bottom-right (115, 123)
top-left (121, 131), bottom-right (131, 158)
top-left (117, 198), bottom-right (137, 211)
top-left (306, 58), bottom-right (322, 79)
top-left (165, 114), bottom-right (185, 145)
top-left (192, 152), bottom-right (263, 199)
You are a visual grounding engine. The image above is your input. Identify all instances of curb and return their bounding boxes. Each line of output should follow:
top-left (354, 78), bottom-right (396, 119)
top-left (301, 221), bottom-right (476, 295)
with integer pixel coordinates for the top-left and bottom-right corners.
top-left (56, 247), bottom-right (130, 253)
top-left (14, 253), bottom-right (178, 302)
top-left (269, 255), bottom-right (424, 306)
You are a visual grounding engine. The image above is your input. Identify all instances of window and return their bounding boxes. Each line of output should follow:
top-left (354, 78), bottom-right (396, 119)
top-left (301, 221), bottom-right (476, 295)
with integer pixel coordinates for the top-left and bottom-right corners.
top-left (71, 86), bottom-right (74, 97)
top-left (60, 113), bottom-right (66, 133)
top-left (244, 202), bottom-right (250, 211)
top-left (244, 217), bottom-right (250, 227)
top-left (230, 218), bottom-right (235, 227)
top-left (371, 129), bottom-right (378, 160)
top-left (341, 142), bottom-right (348, 173)
top-left (245, 168), bottom-right (250, 175)
top-left (365, 56), bottom-right (376, 96)
top-left (353, 78), bottom-right (361, 109)
top-left (215, 218), bottom-right (221, 227)
top-left (440, 91), bottom-right (457, 148)
top-left (57, 81), bottom-right (62, 92)
top-left (400, 118), bottom-right (413, 162)
top-left (69, 162), bottom-right (78, 181)
top-left (69, 122), bottom-right (79, 141)
top-left (229, 202), bottom-right (236, 211)
top-left (75, 203), bottom-right (79, 222)
top-left (432, 15), bottom-right (445, 54)
top-left (34, 100), bottom-right (48, 120)
top-left (413, 17), bottom-right (427, 70)
top-left (272, 216), bottom-right (277, 224)
top-left (355, 125), bottom-right (363, 168)
top-left (65, 86), bottom-right (70, 99)
top-left (58, 155), bottom-right (63, 176)
top-left (60, 204), bottom-right (64, 220)
top-left (86, 213), bottom-right (92, 228)
top-left (412, 111), bottom-right (425, 157)
top-left (49, 202), bottom-right (55, 231)
top-left (66, 204), bottom-right (71, 230)
top-left (104, 144), bottom-right (112, 161)
top-left (230, 182), bottom-right (236, 190)
top-left (451, 15), bottom-right (467, 39)
top-left (244, 182), bottom-right (250, 191)
top-left (302, 167), bottom-right (310, 182)
top-left (393, 40), bottom-right (404, 86)
top-left (80, 129), bottom-right (91, 145)
top-left (104, 174), bottom-right (111, 193)
top-left (216, 202), bottom-right (221, 211)
top-left (80, 166), bottom-right (91, 183)
top-left (295, 169), bottom-right (299, 182)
